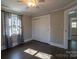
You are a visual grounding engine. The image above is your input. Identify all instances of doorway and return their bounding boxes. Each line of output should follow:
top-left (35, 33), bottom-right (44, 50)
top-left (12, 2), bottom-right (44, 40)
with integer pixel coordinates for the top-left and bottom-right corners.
top-left (64, 6), bottom-right (77, 50)
top-left (68, 11), bottom-right (77, 51)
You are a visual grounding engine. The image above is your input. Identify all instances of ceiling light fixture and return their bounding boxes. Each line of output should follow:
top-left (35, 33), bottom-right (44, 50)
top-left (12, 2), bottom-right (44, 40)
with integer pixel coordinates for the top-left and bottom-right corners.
top-left (19, 0), bottom-right (38, 7)
top-left (19, 0), bottom-right (45, 7)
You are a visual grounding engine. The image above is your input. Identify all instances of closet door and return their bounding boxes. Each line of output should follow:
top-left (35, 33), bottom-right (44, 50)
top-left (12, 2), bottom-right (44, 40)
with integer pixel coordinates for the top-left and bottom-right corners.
top-left (32, 15), bottom-right (50, 43)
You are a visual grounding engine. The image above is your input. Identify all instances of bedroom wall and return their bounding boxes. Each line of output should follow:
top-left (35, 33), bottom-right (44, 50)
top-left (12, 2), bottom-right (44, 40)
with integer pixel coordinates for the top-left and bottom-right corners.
top-left (22, 15), bottom-right (32, 42)
top-left (50, 10), bottom-right (64, 48)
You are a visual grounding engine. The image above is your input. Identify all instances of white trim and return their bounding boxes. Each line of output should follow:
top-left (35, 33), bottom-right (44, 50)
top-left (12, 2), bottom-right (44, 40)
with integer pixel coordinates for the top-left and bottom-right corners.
top-left (64, 1), bottom-right (77, 10)
top-left (32, 1), bottom-right (76, 17)
top-left (24, 38), bottom-right (32, 42)
top-left (64, 6), bottom-right (77, 49)
top-left (32, 39), bottom-right (64, 49)
top-left (49, 42), bottom-right (65, 49)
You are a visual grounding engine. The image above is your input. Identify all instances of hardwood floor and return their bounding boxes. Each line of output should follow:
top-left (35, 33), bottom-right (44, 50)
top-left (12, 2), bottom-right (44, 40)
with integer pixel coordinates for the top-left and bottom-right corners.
top-left (1, 40), bottom-right (77, 59)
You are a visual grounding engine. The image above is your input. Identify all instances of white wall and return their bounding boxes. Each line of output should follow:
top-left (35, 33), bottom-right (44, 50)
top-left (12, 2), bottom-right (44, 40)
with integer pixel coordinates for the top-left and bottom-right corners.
top-left (50, 10), bottom-right (64, 48)
top-left (32, 15), bottom-right (51, 43)
top-left (22, 15), bottom-right (32, 42)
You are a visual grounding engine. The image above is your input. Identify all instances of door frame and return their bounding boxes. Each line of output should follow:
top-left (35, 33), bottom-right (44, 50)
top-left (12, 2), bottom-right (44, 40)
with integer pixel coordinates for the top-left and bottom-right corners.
top-left (64, 6), bottom-right (77, 49)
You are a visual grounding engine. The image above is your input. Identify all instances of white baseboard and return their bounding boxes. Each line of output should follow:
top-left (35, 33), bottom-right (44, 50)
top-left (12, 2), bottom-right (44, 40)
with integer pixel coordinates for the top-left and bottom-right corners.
top-left (24, 38), bottom-right (32, 42)
top-left (49, 42), bottom-right (65, 49)
top-left (32, 39), bottom-right (65, 49)
top-left (1, 39), bottom-right (65, 50)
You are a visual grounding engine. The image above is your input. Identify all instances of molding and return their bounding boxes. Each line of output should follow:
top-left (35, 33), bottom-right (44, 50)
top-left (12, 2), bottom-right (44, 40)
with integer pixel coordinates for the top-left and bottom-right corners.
top-left (24, 38), bottom-right (32, 42)
top-left (1, 39), bottom-right (65, 51)
top-left (32, 14), bottom-right (50, 20)
top-left (32, 1), bottom-right (76, 17)
top-left (49, 42), bottom-right (65, 49)
top-left (50, 1), bottom-right (76, 13)
top-left (32, 39), bottom-right (65, 49)
top-left (64, 1), bottom-right (77, 10)
top-left (32, 39), bottom-right (51, 45)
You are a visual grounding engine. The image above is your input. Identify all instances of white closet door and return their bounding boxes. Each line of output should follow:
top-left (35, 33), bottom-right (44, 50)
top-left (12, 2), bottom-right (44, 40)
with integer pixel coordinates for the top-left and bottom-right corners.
top-left (32, 15), bottom-right (50, 43)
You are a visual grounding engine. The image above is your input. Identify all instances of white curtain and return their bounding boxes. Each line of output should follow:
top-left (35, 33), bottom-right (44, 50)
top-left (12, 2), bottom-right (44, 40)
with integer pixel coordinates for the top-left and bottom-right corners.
top-left (1, 11), bottom-right (24, 49)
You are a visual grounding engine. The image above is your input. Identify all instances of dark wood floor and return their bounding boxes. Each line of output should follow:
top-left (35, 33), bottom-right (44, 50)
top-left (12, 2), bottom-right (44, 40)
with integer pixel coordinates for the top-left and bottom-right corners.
top-left (1, 40), bottom-right (77, 59)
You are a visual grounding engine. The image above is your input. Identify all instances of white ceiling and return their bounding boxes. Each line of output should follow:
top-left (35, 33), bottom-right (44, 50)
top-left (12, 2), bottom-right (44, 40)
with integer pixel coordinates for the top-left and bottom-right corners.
top-left (1, 0), bottom-right (76, 17)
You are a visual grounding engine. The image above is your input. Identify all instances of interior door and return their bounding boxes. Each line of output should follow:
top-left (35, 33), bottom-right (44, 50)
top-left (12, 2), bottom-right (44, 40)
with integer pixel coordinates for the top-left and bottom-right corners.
top-left (68, 11), bottom-right (77, 51)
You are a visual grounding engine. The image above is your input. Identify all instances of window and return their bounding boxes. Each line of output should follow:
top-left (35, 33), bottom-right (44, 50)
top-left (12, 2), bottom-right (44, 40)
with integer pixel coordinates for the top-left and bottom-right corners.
top-left (8, 14), bottom-right (21, 36)
top-left (71, 18), bottom-right (77, 28)
top-left (72, 21), bottom-right (77, 28)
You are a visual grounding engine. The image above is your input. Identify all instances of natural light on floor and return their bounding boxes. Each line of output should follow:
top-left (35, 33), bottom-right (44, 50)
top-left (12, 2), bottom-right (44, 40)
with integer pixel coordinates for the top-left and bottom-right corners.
top-left (35, 52), bottom-right (52, 59)
top-left (24, 48), bottom-right (52, 59)
top-left (24, 48), bottom-right (37, 55)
